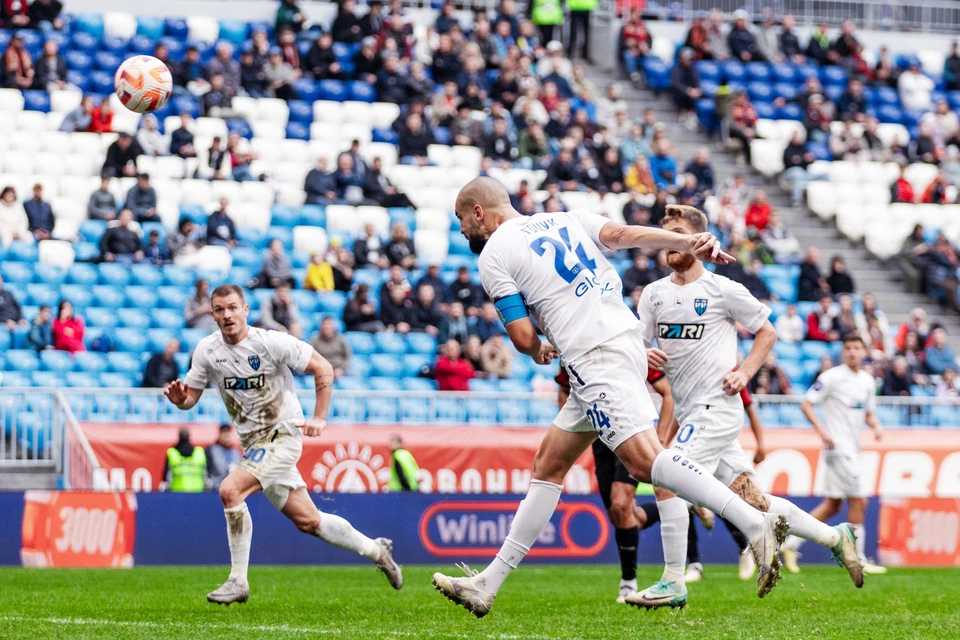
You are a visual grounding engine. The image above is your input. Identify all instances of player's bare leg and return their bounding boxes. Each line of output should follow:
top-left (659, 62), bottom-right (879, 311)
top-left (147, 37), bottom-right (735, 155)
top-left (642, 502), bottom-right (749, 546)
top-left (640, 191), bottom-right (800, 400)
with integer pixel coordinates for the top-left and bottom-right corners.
top-left (608, 481), bottom-right (641, 602)
top-left (282, 487), bottom-right (402, 589)
top-left (208, 468), bottom-right (262, 605)
top-left (612, 430), bottom-right (787, 601)
top-left (731, 475), bottom-right (863, 587)
top-left (433, 427), bottom-right (594, 618)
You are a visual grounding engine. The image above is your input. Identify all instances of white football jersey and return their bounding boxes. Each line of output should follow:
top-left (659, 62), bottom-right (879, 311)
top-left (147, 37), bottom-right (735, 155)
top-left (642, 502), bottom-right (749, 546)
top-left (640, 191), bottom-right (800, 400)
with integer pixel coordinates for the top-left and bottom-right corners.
top-left (637, 270), bottom-right (770, 417)
top-left (478, 210), bottom-right (640, 361)
top-left (184, 327), bottom-right (313, 449)
top-left (804, 364), bottom-right (877, 455)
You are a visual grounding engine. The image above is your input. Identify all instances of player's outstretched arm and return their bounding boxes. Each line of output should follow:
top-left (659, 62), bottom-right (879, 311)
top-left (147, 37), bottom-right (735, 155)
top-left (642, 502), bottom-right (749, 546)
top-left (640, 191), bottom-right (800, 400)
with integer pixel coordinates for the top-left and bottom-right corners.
top-left (301, 349), bottom-right (335, 437)
top-left (164, 380), bottom-right (203, 410)
top-left (597, 222), bottom-right (735, 265)
top-left (504, 317), bottom-right (557, 365)
top-left (723, 320), bottom-right (777, 395)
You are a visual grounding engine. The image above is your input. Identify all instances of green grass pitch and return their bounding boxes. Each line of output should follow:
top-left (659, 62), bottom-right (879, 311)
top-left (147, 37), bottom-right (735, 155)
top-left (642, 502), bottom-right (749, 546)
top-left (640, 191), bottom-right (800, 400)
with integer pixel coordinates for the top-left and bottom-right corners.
top-left (0, 565), bottom-right (957, 639)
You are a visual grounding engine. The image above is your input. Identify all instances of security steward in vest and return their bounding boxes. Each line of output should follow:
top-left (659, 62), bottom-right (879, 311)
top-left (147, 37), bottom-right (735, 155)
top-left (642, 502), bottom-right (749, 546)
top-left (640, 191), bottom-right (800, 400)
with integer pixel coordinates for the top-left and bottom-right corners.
top-left (567, 0), bottom-right (598, 63)
top-left (529, 0), bottom-right (563, 46)
top-left (388, 434), bottom-right (419, 492)
top-left (164, 428), bottom-right (207, 492)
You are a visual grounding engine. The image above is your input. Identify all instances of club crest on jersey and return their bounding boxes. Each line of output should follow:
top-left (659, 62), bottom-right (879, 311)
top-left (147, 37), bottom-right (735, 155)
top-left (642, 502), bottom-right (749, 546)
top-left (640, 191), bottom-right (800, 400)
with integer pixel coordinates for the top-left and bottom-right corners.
top-left (694, 298), bottom-right (708, 315)
top-left (248, 355), bottom-right (261, 371)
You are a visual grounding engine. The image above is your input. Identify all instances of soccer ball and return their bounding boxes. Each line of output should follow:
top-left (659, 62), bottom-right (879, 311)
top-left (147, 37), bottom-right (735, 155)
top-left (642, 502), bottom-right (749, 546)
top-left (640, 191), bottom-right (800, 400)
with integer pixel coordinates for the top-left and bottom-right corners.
top-left (114, 55), bottom-right (173, 114)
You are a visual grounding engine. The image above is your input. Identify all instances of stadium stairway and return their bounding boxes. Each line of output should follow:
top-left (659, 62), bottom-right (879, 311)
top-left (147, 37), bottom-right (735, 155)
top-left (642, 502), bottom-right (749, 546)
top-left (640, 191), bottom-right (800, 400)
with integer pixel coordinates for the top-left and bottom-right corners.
top-left (587, 65), bottom-right (960, 344)
top-left (0, 466), bottom-right (59, 490)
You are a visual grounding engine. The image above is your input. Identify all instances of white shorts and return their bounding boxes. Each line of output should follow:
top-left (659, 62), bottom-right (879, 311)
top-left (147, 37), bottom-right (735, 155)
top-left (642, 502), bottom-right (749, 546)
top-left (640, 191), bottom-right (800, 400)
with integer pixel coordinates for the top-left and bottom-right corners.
top-left (237, 430), bottom-right (306, 510)
top-left (554, 327), bottom-right (659, 451)
top-left (673, 403), bottom-right (753, 487)
top-left (822, 451), bottom-right (867, 499)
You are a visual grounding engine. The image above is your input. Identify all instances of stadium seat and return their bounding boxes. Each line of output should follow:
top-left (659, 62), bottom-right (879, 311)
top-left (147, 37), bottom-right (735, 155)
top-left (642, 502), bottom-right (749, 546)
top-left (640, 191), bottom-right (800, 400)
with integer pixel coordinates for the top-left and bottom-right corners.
top-left (40, 350), bottom-right (74, 373)
top-left (117, 308), bottom-right (151, 329)
top-left (74, 352), bottom-right (109, 373)
top-left (375, 333), bottom-right (407, 355)
top-left (370, 354), bottom-right (404, 378)
top-left (114, 328), bottom-right (149, 353)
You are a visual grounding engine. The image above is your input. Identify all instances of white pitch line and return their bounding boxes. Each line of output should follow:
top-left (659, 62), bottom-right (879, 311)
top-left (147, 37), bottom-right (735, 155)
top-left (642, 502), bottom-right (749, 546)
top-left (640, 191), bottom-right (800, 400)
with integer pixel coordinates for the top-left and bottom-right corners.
top-left (0, 616), bottom-right (570, 640)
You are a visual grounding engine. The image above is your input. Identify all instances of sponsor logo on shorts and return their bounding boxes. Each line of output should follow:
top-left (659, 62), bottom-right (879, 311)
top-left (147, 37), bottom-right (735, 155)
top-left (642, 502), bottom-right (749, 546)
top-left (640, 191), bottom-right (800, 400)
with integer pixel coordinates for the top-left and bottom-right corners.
top-left (658, 323), bottom-right (705, 340)
top-left (224, 374), bottom-right (265, 390)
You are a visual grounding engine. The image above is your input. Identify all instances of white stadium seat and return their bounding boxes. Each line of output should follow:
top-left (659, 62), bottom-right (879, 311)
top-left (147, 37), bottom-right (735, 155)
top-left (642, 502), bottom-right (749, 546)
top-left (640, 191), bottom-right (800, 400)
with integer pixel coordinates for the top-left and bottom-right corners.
top-left (38, 239), bottom-right (76, 267)
top-left (805, 181), bottom-right (836, 220)
top-left (749, 139), bottom-right (785, 178)
top-left (326, 205), bottom-right (364, 234)
top-left (905, 163), bottom-right (939, 192)
top-left (251, 120), bottom-right (286, 140)
top-left (230, 96), bottom-right (259, 122)
top-left (414, 229), bottom-right (449, 264)
top-left (257, 98), bottom-right (290, 125)
top-left (196, 117), bottom-right (229, 139)
top-left (180, 179), bottom-right (213, 205)
top-left (49, 89), bottom-right (83, 114)
top-left (341, 101), bottom-right (372, 125)
top-left (293, 226), bottom-right (329, 254)
top-left (209, 180), bottom-right (242, 204)
top-left (0, 88), bottom-right (25, 112)
top-left (52, 197), bottom-right (87, 224)
top-left (187, 16), bottom-right (220, 43)
top-left (231, 203), bottom-right (272, 232)
top-left (356, 206), bottom-right (390, 235)
top-left (276, 139), bottom-right (310, 164)
top-left (274, 183), bottom-right (307, 207)
top-left (359, 142), bottom-right (398, 168)
top-left (426, 144), bottom-right (453, 167)
top-left (104, 12), bottom-right (137, 39)
top-left (415, 208), bottom-right (451, 233)
top-left (154, 156), bottom-right (188, 180)
top-left (313, 101), bottom-right (345, 124)
top-left (156, 201), bottom-right (180, 229)
top-left (451, 145), bottom-right (483, 171)
top-left (369, 102), bottom-right (401, 129)
top-left (2, 151), bottom-right (35, 175)
top-left (240, 181), bottom-right (275, 206)
top-left (16, 111), bottom-right (49, 132)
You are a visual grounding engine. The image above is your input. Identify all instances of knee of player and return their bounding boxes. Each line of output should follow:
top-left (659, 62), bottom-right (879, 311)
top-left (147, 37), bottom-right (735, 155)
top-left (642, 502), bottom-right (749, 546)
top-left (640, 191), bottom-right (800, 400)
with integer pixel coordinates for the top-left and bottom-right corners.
top-left (219, 483), bottom-right (241, 507)
top-left (609, 500), bottom-right (635, 529)
top-left (823, 499), bottom-right (843, 518)
top-left (295, 513), bottom-right (321, 534)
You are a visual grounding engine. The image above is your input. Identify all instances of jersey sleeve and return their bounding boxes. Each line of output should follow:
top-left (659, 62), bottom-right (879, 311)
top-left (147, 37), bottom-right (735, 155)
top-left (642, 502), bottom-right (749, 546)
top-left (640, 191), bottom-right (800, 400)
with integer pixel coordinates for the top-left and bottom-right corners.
top-left (864, 375), bottom-right (877, 413)
top-left (570, 208), bottom-right (614, 251)
top-left (636, 285), bottom-right (658, 347)
top-left (723, 278), bottom-right (771, 334)
top-left (479, 244), bottom-right (527, 325)
top-left (804, 369), bottom-right (832, 404)
top-left (183, 346), bottom-right (209, 390)
top-left (265, 331), bottom-right (313, 373)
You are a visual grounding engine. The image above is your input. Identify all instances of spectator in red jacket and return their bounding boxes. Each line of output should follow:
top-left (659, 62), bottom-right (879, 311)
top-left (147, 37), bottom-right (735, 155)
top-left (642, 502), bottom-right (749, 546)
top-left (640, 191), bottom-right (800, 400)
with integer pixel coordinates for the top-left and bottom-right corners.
top-left (806, 295), bottom-right (840, 342)
top-left (88, 98), bottom-right (114, 133)
top-left (922, 170), bottom-right (951, 204)
top-left (434, 339), bottom-right (475, 391)
top-left (728, 90), bottom-right (758, 164)
top-left (891, 164), bottom-right (917, 203)
top-left (52, 299), bottom-right (85, 353)
top-left (744, 189), bottom-right (772, 231)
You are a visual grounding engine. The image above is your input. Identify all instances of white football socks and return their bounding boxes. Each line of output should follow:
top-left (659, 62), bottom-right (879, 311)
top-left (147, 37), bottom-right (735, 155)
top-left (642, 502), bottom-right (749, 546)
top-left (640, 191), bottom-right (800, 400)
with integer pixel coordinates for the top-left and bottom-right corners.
top-left (474, 479), bottom-right (562, 596)
top-left (224, 503), bottom-right (252, 582)
top-left (767, 496), bottom-right (840, 548)
top-left (314, 512), bottom-right (381, 561)
top-left (656, 497), bottom-right (690, 584)
top-left (851, 523), bottom-right (866, 561)
top-left (651, 449), bottom-right (764, 540)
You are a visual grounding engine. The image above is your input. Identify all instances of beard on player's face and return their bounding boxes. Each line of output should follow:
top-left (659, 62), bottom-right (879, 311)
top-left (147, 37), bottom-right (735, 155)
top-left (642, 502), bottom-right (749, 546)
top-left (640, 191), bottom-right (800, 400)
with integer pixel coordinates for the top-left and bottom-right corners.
top-left (468, 233), bottom-right (488, 255)
top-left (666, 250), bottom-right (697, 272)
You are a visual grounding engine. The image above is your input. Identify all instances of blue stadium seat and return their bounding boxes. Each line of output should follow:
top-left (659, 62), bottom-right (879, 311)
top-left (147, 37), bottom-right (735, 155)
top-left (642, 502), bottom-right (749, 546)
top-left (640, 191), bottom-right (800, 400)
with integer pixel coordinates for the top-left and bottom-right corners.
top-left (130, 264), bottom-right (164, 288)
top-left (375, 332), bottom-right (407, 355)
top-left (75, 13), bottom-right (105, 37)
top-left (335, 377), bottom-right (368, 391)
top-left (6, 241), bottom-right (38, 262)
top-left (40, 350), bottom-right (74, 373)
top-left (347, 354), bottom-right (373, 378)
top-left (366, 397), bottom-right (400, 423)
top-left (218, 19), bottom-right (247, 43)
top-left (17, 413), bottom-right (50, 452)
top-left (406, 333), bottom-right (437, 355)
top-left (0, 330), bottom-right (10, 352)
top-left (100, 372), bottom-right (136, 389)
top-left (348, 81), bottom-right (375, 102)
top-left (79, 220), bottom-right (106, 243)
top-left (876, 104), bottom-right (903, 123)
top-left (807, 141), bottom-right (832, 160)
top-left (67, 71), bottom-right (91, 92)
top-left (67, 263), bottom-right (99, 286)
top-left (270, 205), bottom-right (300, 228)
top-left (694, 60), bottom-right (720, 82)
top-left (285, 121), bottom-right (310, 141)
top-left (470, 378), bottom-right (498, 393)
top-left (819, 65), bottom-right (847, 86)
top-left (5, 350), bottom-right (40, 373)
top-left (147, 329), bottom-right (176, 353)
top-left (90, 285), bottom-right (125, 309)
top-left (772, 82), bottom-right (798, 101)
top-left (1, 371), bottom-right (31, 387)
top-left (163, 17), bottom-right (188, 39)
top-left (753, 102), bottom-right (775, 119)
top-left (801, 341), bottom-right (831, 361)
top-left (773, 341), bottom-right (803, 362)
top-left (370, 354), bottom-right (404, 378)
top-left (401, 377), bottom-right (436, 392)
top-left (31, 371), bottom-right (61, 387)
top-left (290, 289), bottom-right (320, 314)
top-left (795, 64), bottom-right (819, 82)
top-left (747, 82), bottom-right (773, 102)
top-left (128, 34), bottom-right (156, 55)
top-left (114, 328), bottom-right (148, 353)
top-left (287, 100), bottom-right (313, 124)
top-left (157, 286), bottom-right (189, 310)
top-left (59, 284), bottom-right (94, 309)
top-left (368, 377), bottom-right (403, 392)
top-left (171, 95), bottom-right (200, 119)
top-left (26, 284), bottom-right (59, 308)
top-left (227, 266), bottom-right (255, 285)
top-left (162, 266), bottom-right (196, 287)
top-left (293, 79), bottom-right (321, 101)
top-left (89, 71), bottom-right (115, 95)
top-left (152, 309), bottom-right (185, 330)
top-left (0, 263), bottom-right (31, 285)
top-left (65, 371), bottom-right (99, 388)
top-left (74, 352), bottom-right (109, 373)
top-left (117, 308), bottom-right (151, 329)
top-left (65, 50), bottom-right (93, 72)
top-left (402, 354), bottom-right (431, 377)
top-left (824, 85), bottom-right (842, 103)
top-left (317, 291), bottom-right (347, 315)
top-left (83, 307), bottom-right (120, 329)
top-left (745, 62), bottom-right (770, 82)
top-left (371, 128), bottom-right (398, 144)
top-left (227, 119), bottom-right (253, 139)
top-left (722, 60), bottom-right (746, 83)
top-left (178, 328), bottom-right (205, 352)
top-left (319, 79), bottom-right (347, 101)
top-left (343, 331), bottom-right (377, 356)
top-left (95, 50), bottom-right (123, 72)
top-left (466, 398), bottom-right (498, 425)
top-left (98, 263), bottom-right (131, 286)
top-left (106, 352), bottom-right (141, 374)
top-left (771, 63), bottom-right (797, 84)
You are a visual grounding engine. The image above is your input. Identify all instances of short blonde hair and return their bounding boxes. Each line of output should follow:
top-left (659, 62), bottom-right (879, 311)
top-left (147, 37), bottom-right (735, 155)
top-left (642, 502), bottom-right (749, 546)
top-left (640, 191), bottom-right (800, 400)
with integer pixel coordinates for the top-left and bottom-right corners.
top-left (663, 204), bottom-right (708, 233)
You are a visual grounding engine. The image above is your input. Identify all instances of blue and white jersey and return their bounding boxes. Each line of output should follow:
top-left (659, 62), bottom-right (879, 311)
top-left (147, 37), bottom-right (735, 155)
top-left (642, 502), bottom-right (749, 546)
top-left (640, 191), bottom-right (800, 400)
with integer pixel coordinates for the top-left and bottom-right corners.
top-left (184, 327), bottom-right (313, 449)
top-left (478, 210), bottom-right (640, 361)
top-left (637, 271), bottom-right (770, 417)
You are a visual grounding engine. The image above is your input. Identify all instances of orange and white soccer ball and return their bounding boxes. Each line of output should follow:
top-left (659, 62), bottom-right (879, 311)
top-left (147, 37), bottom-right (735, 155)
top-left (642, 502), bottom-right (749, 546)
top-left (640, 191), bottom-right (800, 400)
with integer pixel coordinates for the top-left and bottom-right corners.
top-left (114, 55), bottom-right (173, 114)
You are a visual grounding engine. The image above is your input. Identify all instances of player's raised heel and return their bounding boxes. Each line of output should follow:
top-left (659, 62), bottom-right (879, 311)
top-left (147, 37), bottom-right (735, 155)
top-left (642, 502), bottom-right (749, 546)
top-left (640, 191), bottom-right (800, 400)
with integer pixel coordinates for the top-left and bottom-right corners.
top-left (432, 564), bottom-right (495, 618)
top-left (624, 580), bottom-right (688, 610)
top-left (830, 523), bottom-right (863, 588)
top-left (374, 538), bottom-right (403, 590)
top-left (751, 514), bottom-right (788, 599)
top-left (206, 577), bottom-right (250, 605)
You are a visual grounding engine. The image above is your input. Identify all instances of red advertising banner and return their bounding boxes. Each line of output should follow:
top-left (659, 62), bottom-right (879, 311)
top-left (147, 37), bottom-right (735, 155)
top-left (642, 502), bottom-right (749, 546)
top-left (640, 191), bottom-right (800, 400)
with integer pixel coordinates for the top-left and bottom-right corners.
top-left (878, 498), bottom-right (960, 567)
top-left (80, 423), bottom-right (960, 497)
top-left (20, 491), bottom-right (137, 568)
